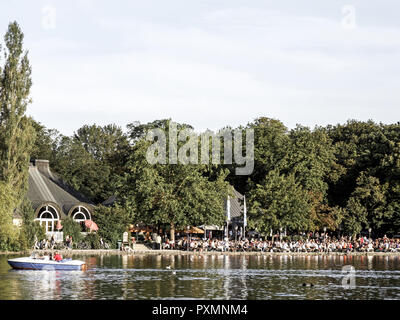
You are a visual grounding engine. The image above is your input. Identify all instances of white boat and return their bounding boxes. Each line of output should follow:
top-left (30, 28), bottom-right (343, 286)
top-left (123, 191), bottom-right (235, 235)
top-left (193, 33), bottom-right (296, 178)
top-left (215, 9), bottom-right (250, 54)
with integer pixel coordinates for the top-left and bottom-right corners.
top-left (8, 256), bottom-right (87, 271)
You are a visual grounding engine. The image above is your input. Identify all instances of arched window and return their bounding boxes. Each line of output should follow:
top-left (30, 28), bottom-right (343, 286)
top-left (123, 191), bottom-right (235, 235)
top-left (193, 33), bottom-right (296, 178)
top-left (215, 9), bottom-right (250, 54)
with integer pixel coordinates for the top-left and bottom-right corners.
top-left (37, 205), bottom-right (60, 233)
top-left (71, 206), bottom-right (91, 222)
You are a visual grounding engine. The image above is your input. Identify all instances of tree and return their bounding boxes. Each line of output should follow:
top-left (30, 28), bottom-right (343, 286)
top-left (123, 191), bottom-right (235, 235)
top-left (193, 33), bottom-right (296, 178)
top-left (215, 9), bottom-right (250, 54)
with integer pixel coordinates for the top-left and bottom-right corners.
top-left (344, 173), bottom-right (388, 236)
top-left (92, 205), bottom-right (131, 248)
top-left (247, 117), bottom-right (290, 189)
top-left (326, 120), bottom-right (400, 235)
top-left (0, 181), bottom-right (18, 250)
top-left (286, 125), bottom-right (338, 230)
top-left (0, 22), bottom-right (35, 250)
top-left (51, 124), bottom-right (130, 203)
top-left (19, 198), bottom-right (46, 249)
top-left (0, 21), bottom-right (35, 201)
top-left (118, 120), bottom-right (230, 243)
top-left (61, 217), bottom-right (83, 244)
top-left (248, 169), bottom-right (311, 234)
top-left (30, 119), bottom-right (62, 163)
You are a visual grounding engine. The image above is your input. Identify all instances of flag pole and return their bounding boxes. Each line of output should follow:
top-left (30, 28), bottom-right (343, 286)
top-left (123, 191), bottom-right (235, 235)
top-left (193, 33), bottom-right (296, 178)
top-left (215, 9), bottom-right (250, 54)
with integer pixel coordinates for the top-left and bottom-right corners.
top-left (243, 195), bottom-right (247, 240)
top-left (226, 195), bottom-right (230, 239)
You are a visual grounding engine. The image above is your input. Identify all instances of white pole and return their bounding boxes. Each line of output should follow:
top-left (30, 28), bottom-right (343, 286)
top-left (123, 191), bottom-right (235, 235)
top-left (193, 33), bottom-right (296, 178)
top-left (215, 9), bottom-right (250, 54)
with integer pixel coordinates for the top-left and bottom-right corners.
top-left (226, 195), bottom-right (231, 239)
top-left (243, 195), bottom-right (247, 240)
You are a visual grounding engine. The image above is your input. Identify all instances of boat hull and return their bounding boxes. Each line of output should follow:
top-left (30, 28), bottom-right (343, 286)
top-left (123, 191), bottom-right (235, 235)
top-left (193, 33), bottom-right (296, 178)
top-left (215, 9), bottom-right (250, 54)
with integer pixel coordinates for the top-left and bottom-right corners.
top-left (8, 257), bottom-right (87, 271)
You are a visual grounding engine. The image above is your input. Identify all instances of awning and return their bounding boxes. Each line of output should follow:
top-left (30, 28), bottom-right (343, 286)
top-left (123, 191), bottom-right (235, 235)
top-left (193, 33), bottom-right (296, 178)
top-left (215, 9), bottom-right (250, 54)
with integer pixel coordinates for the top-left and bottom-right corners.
top-left (198, 225), bottom-right (224, 231)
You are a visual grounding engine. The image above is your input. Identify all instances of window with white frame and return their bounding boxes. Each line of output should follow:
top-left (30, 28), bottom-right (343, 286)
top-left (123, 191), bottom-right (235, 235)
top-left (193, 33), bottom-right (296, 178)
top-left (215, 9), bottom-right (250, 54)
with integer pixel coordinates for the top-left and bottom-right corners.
top-left (37, 205), bottom-right (59, 233)
top-left (71, 206), bottom-right (91, 222)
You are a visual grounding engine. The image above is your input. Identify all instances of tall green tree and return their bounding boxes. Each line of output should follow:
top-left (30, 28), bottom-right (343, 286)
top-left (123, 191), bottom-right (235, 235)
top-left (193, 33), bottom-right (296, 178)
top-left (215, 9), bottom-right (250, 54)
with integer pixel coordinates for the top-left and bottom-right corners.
top-left (0, 22), bottom-right (35, 248)
top-left (248, 169), bottom-right (311, 234)
top-left (285, 125), bottom-right (338, 230)
top-left (326, 120), bottom-right (400, 235)
top-left (30, 119), bottom-right (62, 163)
top-left (0, 21), bottom-right (35, 199)
top-left (51, 124), bottom-right (130, 203)
top-left (344, 173), bottom-right (388, 236)
top-left (118, 120), bottom-right (230, 242)
top-left (247, 117), bottom-right (290, 189)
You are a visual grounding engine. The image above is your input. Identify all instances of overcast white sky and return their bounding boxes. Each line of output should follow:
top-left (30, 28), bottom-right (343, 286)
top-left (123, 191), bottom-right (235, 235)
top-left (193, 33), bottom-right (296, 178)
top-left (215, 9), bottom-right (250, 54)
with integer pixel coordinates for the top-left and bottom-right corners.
top-left (1, 1), bottom-right (399, 135)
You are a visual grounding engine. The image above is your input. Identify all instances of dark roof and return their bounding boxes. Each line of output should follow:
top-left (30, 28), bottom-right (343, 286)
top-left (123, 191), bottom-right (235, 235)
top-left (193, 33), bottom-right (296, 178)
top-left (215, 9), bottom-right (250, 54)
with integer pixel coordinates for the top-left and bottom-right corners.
top-left (27, 160), bottom-right (94, 218)
top-left (102, 195), bottom-right (117, 207)
top-left (225, 188), bottom-right (245, 220)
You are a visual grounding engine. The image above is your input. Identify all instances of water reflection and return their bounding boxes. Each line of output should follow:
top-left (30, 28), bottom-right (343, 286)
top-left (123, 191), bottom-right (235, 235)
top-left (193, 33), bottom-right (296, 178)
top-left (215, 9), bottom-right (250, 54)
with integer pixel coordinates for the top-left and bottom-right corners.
top-left (1, 254), bottom-right (400, 300)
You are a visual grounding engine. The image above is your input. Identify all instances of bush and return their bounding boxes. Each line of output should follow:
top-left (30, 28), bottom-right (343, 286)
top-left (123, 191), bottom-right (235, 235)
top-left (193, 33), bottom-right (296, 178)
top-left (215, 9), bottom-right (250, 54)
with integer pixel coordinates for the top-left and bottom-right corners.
top-left (20, 199), bottom-right (46, 249)
top-left (62, 217), bottom-right (83, 244)
top-left (84, 232), bottom-right (101, 249)
top-left (0, 182), bottom-right (19, 251)
top-left (92, 205), bottom-right (130, 249)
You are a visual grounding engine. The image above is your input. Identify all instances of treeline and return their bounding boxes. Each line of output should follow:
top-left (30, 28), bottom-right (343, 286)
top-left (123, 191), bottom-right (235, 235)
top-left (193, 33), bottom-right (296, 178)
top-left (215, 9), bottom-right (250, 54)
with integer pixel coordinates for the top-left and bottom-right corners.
top-left (31, 117), bottom-right (400, 240)
top-left (1, 22), bottom-right (400, 252)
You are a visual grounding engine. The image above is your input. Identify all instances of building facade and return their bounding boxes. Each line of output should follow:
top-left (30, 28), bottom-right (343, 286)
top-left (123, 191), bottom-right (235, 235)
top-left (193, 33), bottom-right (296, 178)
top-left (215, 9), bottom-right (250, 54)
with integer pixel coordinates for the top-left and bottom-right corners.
top-left (27, 159), bottom-right (95, 241)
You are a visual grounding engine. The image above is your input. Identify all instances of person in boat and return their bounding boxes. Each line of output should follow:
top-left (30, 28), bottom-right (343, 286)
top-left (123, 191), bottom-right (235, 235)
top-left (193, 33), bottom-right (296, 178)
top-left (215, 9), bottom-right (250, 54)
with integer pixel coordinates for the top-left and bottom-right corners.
top-left (54, 251), bottom-right (63, 262)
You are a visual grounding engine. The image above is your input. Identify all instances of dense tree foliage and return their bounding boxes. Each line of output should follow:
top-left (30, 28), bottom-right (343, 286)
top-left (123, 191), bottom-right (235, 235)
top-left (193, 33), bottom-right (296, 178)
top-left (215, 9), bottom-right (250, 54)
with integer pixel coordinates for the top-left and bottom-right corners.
top-left (61, 217), bottom-right (83, 244)
top-left (92, 205), bottom-right (131, 248)
top-left (117, 120), bottom-right (231, 242)
top-left (25, 116), bottom-right (400, 238)
top-left (45, 124), bottom-right (130, 204)
top-left (0, 22), bottom-right (36, 249)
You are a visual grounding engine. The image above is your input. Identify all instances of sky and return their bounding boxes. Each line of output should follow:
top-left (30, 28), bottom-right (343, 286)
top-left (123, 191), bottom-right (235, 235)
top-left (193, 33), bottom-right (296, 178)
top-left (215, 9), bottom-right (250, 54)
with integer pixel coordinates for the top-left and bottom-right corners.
top-left (0, 0), bottom-right (399, 136)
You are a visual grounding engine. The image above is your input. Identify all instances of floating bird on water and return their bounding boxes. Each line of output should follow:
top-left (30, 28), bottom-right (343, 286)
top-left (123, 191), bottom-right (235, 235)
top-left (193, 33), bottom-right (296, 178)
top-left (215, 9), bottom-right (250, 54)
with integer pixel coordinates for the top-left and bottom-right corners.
top-left (302, 283), bottom-right (314, 287)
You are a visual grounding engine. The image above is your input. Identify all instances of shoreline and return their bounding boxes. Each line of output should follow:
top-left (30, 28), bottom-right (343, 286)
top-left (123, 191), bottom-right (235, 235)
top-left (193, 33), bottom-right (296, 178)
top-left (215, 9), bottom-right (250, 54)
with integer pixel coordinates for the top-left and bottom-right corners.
top-left (2, 249), bottom-right (400, 257)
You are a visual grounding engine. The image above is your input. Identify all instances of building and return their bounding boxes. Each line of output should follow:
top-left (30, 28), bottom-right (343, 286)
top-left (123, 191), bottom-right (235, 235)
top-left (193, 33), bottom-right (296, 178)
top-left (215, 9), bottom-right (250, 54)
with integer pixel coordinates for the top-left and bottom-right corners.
top-left (201, 188), bottom-right (247, 240)
top-left (225, 188), bottom-right (247, 239)
top-left (26, 159), bottom-right (95, 241)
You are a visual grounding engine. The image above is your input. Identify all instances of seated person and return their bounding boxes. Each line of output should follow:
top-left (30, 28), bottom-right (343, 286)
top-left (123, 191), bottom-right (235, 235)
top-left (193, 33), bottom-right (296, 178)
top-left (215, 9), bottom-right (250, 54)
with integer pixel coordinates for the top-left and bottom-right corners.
top-left (53, 251), bottom-right (63, 261)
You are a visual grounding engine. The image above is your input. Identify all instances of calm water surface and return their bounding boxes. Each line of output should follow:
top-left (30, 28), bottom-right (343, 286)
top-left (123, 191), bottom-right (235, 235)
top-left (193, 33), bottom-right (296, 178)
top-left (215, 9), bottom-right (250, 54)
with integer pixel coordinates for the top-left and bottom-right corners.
top-left (1, 254), bottom-right (400, 300)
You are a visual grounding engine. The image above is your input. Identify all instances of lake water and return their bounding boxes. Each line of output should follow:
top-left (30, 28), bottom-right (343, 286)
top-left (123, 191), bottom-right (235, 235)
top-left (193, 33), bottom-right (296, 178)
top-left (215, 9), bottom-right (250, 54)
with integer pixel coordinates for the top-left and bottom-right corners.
top-left (1, 253), bottom-right (400, 300)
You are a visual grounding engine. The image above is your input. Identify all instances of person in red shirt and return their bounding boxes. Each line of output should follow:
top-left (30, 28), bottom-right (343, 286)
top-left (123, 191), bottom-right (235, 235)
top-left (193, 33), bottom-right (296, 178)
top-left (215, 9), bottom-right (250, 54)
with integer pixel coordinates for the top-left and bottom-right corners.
top-left (53, 252), bottom-right (62, 262)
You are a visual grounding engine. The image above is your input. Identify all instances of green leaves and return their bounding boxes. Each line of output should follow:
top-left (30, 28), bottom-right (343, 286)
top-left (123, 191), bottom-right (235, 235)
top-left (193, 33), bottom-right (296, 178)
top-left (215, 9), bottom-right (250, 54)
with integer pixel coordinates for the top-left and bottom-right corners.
top-left (326, 120), bottom-right (400, 235)
top-left (61, 217), bottom-right (83, 244)
top-left (0, 22), bottom-right (34, 194)
top-left (0, 22), bottom-right (35, 250)
top-left (118, 121), bottom-right (230, 240)
top-left (248, 169), bottom-right (311, 233)
top-left (92, 205), bottom-right (131, 248)
top-left (48, 124), bottom-right (130, 204)
top-left (344, 173), bottom-right (389, 234)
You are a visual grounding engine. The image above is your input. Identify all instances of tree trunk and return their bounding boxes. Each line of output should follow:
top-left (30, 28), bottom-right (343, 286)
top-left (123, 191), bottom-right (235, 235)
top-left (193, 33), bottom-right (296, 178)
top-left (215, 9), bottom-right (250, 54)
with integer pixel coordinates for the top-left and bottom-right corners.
top-left (170, 222), bottom-right (175, 243)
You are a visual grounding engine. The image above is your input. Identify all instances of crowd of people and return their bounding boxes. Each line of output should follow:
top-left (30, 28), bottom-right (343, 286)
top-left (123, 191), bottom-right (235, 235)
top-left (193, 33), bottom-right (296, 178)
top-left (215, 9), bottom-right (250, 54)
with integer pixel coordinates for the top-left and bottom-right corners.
top-left (32, 231), bottom-right (400, 254)
top-left (34, 235), bottom-right (73, 250)
top-left (160, 235), bottom-right (400, 253)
